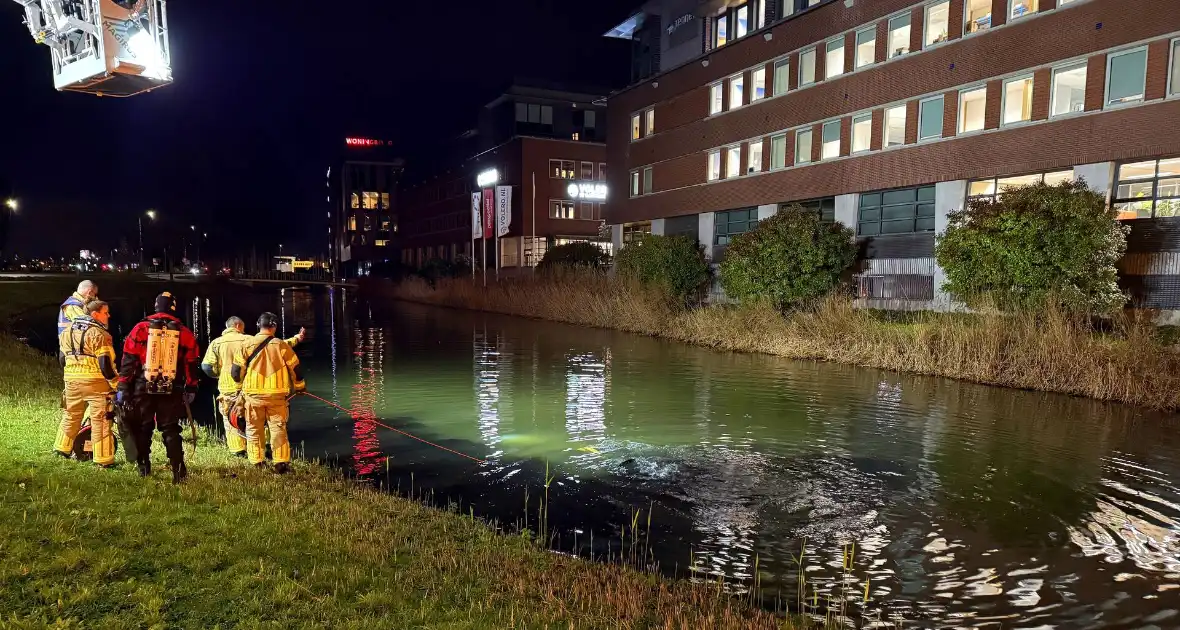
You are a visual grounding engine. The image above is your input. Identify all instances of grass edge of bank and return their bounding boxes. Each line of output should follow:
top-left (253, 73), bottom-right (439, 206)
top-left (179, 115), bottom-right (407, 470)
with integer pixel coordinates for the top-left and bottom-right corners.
top-left (0, 334), bottom-right (793, 629)
top-left (387, 274), bottom-right (1180, 411)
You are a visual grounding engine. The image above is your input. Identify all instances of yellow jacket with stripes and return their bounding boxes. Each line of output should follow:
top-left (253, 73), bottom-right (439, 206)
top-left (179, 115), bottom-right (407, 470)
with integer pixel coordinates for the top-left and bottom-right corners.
top-left (58, 317), bottom-right (117, 388)
top-left (231, 332), bottom-right (305, 396)
top-left (202, 327), bottom-right (300, 395)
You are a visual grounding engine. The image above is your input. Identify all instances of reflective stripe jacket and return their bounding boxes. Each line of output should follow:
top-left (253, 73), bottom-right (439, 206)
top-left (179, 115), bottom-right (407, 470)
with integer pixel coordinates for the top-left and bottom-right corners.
top-left (118, 312), bottom-right (201, 395)
top-left (57, 293), bottom-right (87, 335)
top-left (231, 332), bottom-right (305, 395)
top-left (202, 327), bottom-right (300, 395)
top-left (58, 317), bottom-right (117, 387)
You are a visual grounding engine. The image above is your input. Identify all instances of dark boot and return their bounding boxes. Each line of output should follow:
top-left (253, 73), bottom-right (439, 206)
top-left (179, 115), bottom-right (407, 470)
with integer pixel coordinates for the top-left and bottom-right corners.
top-left (138, 460), bottom-right (151, 477)
top-left (53, 450), bottom-right (72, 460)
top-left (171, 460), bottom-right (187, 484)
top-left (274, 462), bottom-right (291, 475)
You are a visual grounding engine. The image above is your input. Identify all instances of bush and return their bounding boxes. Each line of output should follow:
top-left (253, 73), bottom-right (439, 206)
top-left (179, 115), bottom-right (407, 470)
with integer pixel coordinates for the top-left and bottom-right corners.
top-left (718, 207), bottom-right (857, 311)
top-left (417, 258), bottom-right (468, 287)
top-left (615, 234), bottom-right (711, 306)
top-left (537, 242), bottom-right (611, 271)
top-left (935, 180), bottom-right (1129, 314)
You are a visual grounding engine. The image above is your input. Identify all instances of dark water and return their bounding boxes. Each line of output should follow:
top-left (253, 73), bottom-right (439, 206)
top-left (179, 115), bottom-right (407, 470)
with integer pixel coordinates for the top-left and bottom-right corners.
top-left (21, 284), bottom-right (1180, 627)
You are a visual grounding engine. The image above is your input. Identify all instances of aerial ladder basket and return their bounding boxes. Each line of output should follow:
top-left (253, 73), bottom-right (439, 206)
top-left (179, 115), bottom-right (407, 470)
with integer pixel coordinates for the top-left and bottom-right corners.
top-left (12, 0), bottom-right (171, 97)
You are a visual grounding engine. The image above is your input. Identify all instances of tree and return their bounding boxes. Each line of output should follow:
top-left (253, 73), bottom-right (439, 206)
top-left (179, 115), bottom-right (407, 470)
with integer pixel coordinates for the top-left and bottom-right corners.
top-left (935, 180), bottom-right (1129, 313)
top-left (615, 234), bottom-right (711, 306)
top-left (719, 207), bottom-right (857, 310)
top-left (537, 242), bottom-right (611, 271)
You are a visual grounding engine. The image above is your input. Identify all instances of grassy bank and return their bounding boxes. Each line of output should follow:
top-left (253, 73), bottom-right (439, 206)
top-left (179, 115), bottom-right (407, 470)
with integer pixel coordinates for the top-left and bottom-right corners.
top-left (390, 274), bottom-right (1180, 411)
top-left (0, 335), bottom-right (793, 628)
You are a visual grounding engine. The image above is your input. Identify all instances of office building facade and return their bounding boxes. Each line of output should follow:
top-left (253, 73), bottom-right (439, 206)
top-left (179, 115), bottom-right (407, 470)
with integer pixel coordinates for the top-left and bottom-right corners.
top-left (327, 138), bottom-right (404, 277)
top-left (606, 0), bottom-right (1180, 311)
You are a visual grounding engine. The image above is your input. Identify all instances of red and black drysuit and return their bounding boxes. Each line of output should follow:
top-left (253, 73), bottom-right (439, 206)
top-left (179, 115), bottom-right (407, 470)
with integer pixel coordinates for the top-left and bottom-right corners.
top-left (117, 312), bottom-right (201, 473)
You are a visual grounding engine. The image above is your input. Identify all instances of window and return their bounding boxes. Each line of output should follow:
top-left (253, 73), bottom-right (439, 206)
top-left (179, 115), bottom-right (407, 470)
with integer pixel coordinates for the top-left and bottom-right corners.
top-left (715, 14), bottom-right (728, 47)
top-left (550, 160), bottom-right (576, 179)
top-left (925, 1), bottom-right (950, 48)
top-left (645, 109), bottom-right (655, 134)
top-left (630, 170), bottom-right (640, 197)
top-left (752, 67), bottom-right (767, 101)
top-left (348, 216), bottom-right (357, 231)
top-left (522, 104), bottom-right (553, 124)
top-left (710, 83), bottom-right (724, 114)
top-left (799, 48), bottom-right (817, 86)
top-left (969, 170), bottom-right (1075, 203)
top-left (599, 163), bottom-right (608, 181)
top-left (857, 186), bottom-right (936, 236)
top-left (726, 146), bottom-right (741, 178)
top-left (792, 197), bottom-right (836, 222)
top-left (584, 111), bottom-right (596, 128)
top-left (773, 59), bottom-right (790, 96)
top-left (771, 134), bottom-right (787, 169)
top-left (374, 240), bottom-right (389, 247)
top-left (856, 28), bottom-right (876, 68)
top-left (825, 39), bottom-right (845, 80)
top-left (919, 96), bottom-right (944, 141)
top-left (1171, 39), bottom-right (1180, 97)
top-left (1051, 63), bottom-right (1087, 116)
top-left (515, 102), bottom-right (528, 122)
top-left (550, 200), bottom-right (576, 219)
top-left (796, 128), bottom-right (813, 164)
top-left (851, 114), bottom-right (872, 153)
top-left (622, 222), bottom-right (652, 244)
top-left (884, 105), bottom-right (906, 148)
top-left (350, 192), bottom-right (359, 209)
top-left (1002, 76), bottom-right (1034, 125)
top-left (821, 121), bottom-right (841, 159)
top-left (1106, 47), bottom-right (1148, 107)
top-left (958, 87), bottom-right (986, 133)
top-left (889, 14), bottom-right (911, 58)
top-left (965, 0), bottom-right (992, 34)
top-left (642, 167), bottom-right (653, 194)
top-left (714, 209), bottom-right (759, 246)
top-left (708, 150), bottom-right (722, 181)
top-left (730, 73), bottom-right (745, 109)
top-left (1009, 0), bottom-right (1037, 19)
top-left (581, 161), bottom-right (595, 180)
top-left (1113, 157), bottom-right (1180, 218)
top-left (748, 140), bottom-right (763, 173)
top-left (362, 191), bottom-right (379, 209)
top-left (380, 192), bottom-right (391, 210)
top-left (736, 4), bottom-right (749, 38)
top-left (631, 114), bottom-right (641, 140)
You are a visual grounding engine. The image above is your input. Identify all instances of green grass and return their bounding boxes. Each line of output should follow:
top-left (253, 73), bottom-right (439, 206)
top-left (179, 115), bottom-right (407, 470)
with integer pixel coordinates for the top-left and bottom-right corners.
top-left (0, 334), bottom-right (792, 629)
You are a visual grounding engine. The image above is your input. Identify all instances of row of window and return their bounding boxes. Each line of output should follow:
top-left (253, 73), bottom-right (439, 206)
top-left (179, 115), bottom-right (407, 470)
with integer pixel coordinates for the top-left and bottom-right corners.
top-left (629, 166), bottom-right (653, 197)
top-left (630, 109), bottom-right (655, 141)
top-left (549, 200), bottom-right (603, 220)
top-left (550, 160), bottom-right (607, 181)
top-left (696, 44), bottom-right (1172, 186)
top-left (349, 191), bottom-right (391, 210)
top-left (703, 0), bottom-right (1091, 119)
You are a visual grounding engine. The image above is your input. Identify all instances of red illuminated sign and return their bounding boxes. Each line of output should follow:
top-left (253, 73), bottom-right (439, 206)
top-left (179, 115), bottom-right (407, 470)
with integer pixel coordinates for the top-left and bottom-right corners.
top-left (482, 189), bottom-right (495, 239)
top-left (345, 137), bottom-right (387, 147)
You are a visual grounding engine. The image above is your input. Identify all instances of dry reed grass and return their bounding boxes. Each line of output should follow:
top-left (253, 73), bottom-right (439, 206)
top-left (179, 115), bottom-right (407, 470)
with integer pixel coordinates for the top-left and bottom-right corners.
top-left (392, 273), bottom-right (1180, 411)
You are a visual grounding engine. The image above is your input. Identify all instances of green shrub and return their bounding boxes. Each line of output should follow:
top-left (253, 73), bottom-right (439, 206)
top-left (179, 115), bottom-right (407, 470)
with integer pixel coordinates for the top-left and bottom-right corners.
top-left (935, 180), bottom-right (1129, 314)
top-left (417, 258), bottom-right (467, 287)
top-left (719, 207), bottom-right (857, 310)
top-left (615, 234), bottom-right (711, 306)
top-left (537, 242), bottom-right (611, 271)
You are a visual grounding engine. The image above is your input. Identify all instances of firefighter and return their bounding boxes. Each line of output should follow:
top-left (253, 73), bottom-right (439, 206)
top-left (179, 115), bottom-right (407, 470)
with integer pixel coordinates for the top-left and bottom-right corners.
top-left (58, 280), bottom-right (98, 335)
top-left (201, 316), bottom-right (304, 457)
top-left (117, 292), bottom-right (200, 483)
top-left (231, 312), bottom-right (305, 474)
top-left (53, 300), bottom-right (118, 466)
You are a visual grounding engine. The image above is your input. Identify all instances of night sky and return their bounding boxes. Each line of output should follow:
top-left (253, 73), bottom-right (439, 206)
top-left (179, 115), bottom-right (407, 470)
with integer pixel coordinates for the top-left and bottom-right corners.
top-left (1, 0), bottom-right (635, 259)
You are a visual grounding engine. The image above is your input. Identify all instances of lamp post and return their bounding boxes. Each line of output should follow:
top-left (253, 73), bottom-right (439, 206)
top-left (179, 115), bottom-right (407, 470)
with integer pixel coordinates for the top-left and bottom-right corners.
top-left (140, 209), bottom-right (156, 269)
top-left (4, 198), bottom-right (16, 212)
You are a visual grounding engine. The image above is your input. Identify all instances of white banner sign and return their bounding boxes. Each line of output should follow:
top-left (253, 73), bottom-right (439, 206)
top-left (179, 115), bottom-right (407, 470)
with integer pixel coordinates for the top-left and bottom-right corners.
top-left (471, 193), bottom-right (481, 240)
top-left (495, 185), bottom-right (512, 238)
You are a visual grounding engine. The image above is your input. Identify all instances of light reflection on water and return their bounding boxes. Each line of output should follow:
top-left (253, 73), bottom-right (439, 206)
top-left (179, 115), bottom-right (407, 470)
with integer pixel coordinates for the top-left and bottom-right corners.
top-left (238, 292), bottom-right (1180, 628)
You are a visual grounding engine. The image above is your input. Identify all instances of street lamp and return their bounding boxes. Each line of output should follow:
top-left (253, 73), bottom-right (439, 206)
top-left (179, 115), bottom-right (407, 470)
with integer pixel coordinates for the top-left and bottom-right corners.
top-left (4, 198), bottom-right (16, 212)
top-left (140, 209), bottom-right (158, 269)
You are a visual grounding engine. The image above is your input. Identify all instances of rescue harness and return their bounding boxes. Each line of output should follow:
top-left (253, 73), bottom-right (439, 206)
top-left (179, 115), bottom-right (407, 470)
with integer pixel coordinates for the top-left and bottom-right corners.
top-left (226, 336), bottom-right (275, 437)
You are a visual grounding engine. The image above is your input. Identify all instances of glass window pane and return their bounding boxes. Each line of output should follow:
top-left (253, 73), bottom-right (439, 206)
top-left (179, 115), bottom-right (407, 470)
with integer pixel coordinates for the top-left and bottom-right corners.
top-left (726, 146), bottom-right (741, 178)
top-left (821, 121), bottom-right (840, 159)
top-left (631, 115), bottom-right (641, 140)
top-left (1158, 158), bottom-right (1180, 178)
top-left (1119, 160), bottom-right (1157, 181)
top-left (998, 174), bottom-right (1042, 192)
top-left (748, 140), bottom-right (763, 173)
top-left (1010, 0), bottom-right (1037, 19)
top-left (883, 205), bottom-right (915, 220)
top-left (1157, 199), bottom-right (1180, 217)
top-left (710, 84), bottom-right (724, 114)
top-left (889, 14), bottom-right (911, 58)
top-left (796, 129), bottom-right (813, 164)
top-left (916, 217), bottom-right (937, 232)
top-left (969, 180), bottom-right (997, 196)
top-left (1003, 77), bottom-right (1034, 125)
top-left (800, 48), bottom-right (817, 86)
top-left (826, 39), bottom-right (845, 79)
top-left (645, 109), bottom-right (654, 134)
top-left (882, 220), bottom-right (915, 234)
top-left (752, 68), bottom-right (766, 101)
top-left (730, 74), bottom-right (745, 108)
top-left (883, 189), bottom-right (916, 204)
top-left (856, 28), bottom-right (875, 67)
top-left (917, 203), bottom-right (936, 218)
top-left (852, 115), bottom-right (872, 153)
top-left (859, 207), bottom-right (880, 221)
top-left (860, 193), bottom-right (881, 207)
top-left (1171, 40), bottom-right (1180, 97)
top-left (716, 15), bottom-right (728, 47)
top-left (925, 2), bottom-right (949, 47)
top-left (708, 151), bottom-right (722, 181)
top-left (773, 60), bottom-right (790, 96)
top-left (1050, 64), bottom-right (1087, 116)
top-left (959, 88), bottom-right (986, 133)
top-left (771, 134), bottom-right (787, 169)
top-left (859, 222), bottom-right (880, 236)
top-left (919, 97), bottom-right (943, 140)
top-left (1107, 49), bottom-right (1147, 105)
top-left (1117, 181), bottom-right (1155, 200)
top-left (965, 0), bottom-right (992, 34)
top-left (1157, 178), bottom-right (1180, 198)
top-left (1043, 170), bottom-right (1074, 186)
top-left (917, 186), bottom-right (936, 202)
top-left (736, 5), bottom-right (749, 38)
top-left (884, 105), bottom-right (906, 148)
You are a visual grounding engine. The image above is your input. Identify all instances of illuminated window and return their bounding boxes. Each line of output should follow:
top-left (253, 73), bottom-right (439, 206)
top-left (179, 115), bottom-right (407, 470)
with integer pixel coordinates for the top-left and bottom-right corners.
top-left (748, 140), bottom-right (763, 173)
top-left (715, 14), bottom-right (728, 47)
top-left (889, 14), bottom-right (911, 58)
top-left (919, 96), bottom-right (944, 141)
top-left (795, 128), bottom-right (813, 164)
top-left (965, 0), bottom-right (992, 34)
top-left (925, 1), bottom-right (950, 48)
top-left (631, 114), bottom-right (641, 140)
top-left (856, 28), bottom-right (876, 68)
top-left (799, 48), bottom-right (817, 86)
top-left (374, 240), bottom-right (389, 246)
top-left (380, 192), bottom-right (390, 209)
top-left (348, 216), bottom-right (357, 231)
top-left (752, 68), bottom-right (766, 102)
top-left (623, 222), bottom-right (652, 244)
top-left (362, 192), bottom-right (379, 209)
top-left (1171, 39), bottom-right (1180, 97)
top-left (1002, 76), bottom-right (1034, 125)
top-left (969, 170), bottom-right (1075, 203)
top-left (773, 59), bottom-right (790, 96)
top-left (708, 150), bottom-right (722, 181)
top-left (350, 193), bottom-right (359, 209)
top-left (645, 109), bottom-right (655, 134)
top-left (1106, 47), bottom-right (1148, 107)
top-left (726, 146), bottom-right (741, 178)
top-left (958, 87), bottom-right (986, 133)
top-left (771, 133), bottom-right (787, 169)
top-left (549, 200), bottom-right (576, 219)
top-left (643, 167), bottom-right (653, 194)
top-left (630, 170), bottom-right (640, 197)
top-left (851, 113), bottom-right (872, 153)
top-left (730, 73), bottom-right (745, 109)
top-left (821, 121), bottom-right (840, 159)
top-left (735, 4), bottom-right (749, 38)
top-left (825, 39), bottom-right (845, 80)
top-left (1009, 0), bottom-right (1038, 19)
top-left (1113, 157), bottom-right (1180, 219)
top-left (885, 105), bottom-right (906, 148)
top-left (710, 83), bottom-right (724, 114)
top-left (549, 159), bottom-right (576, 179)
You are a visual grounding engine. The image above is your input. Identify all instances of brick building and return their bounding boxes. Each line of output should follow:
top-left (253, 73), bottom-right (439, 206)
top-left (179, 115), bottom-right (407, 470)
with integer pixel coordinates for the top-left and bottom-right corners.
top-left (606, 0), bottom-right (1180, 310)
top-left (400, 85), bottom-right (611, 270)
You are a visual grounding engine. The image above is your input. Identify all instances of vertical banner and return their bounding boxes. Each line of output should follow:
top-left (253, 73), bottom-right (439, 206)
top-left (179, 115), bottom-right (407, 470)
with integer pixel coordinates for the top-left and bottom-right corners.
top-left (495, 186), bottom-right (512, 237)
top-left (482, 189), bottom-right (495, 239)
top-left (471, 193), bottom-right (481, 240)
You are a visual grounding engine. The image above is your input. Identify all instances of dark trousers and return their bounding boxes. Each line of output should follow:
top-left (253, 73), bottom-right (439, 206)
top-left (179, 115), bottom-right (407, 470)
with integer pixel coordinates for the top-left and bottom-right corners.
top-left (126, 395), bottom-right (185, 466)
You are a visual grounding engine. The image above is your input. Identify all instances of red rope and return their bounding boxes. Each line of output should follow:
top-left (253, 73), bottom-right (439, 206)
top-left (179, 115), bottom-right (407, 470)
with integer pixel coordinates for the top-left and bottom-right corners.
top-left (295, 391), bottom-right (487, 465)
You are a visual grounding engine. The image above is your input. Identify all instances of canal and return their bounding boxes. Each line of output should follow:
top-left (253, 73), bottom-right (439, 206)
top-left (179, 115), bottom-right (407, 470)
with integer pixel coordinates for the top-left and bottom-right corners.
top-left (20, 283), bottom-right (1180, 627)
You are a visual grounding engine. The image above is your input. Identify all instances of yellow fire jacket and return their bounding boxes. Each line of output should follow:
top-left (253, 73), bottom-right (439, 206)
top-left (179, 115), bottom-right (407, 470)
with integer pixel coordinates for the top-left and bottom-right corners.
top-left (230, 332), bottom-right (305, 396)
top-left (202, 327), bottom-right (300, 395)
top-left (58, 317), bottom-right (117, 388)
